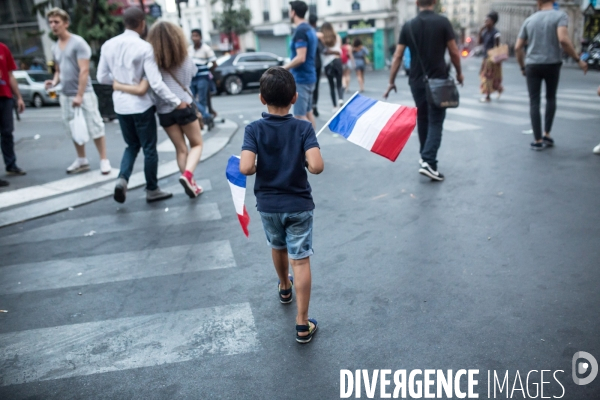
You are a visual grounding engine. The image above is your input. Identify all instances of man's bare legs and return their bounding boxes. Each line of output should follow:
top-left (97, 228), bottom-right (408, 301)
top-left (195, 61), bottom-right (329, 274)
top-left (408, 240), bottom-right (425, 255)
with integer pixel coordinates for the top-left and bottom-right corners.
top-left (93, 136), bottom-right (108, 160)
top-left (72, 136), bottom-right (107, 160)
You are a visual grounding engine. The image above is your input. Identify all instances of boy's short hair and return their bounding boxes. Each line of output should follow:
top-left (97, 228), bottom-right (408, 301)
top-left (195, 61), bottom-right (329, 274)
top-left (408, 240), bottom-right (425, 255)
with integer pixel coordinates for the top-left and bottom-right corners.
top-left (46, 7), bottom-right (70, 23)
top-left (416, 0), bottom-right (435, 7)
top-left (289, 1), bottom-right (308, 19)
top-left (260, 67), bottom-right (296, 108)
top-left (191, 28), bottom-right (202, 37)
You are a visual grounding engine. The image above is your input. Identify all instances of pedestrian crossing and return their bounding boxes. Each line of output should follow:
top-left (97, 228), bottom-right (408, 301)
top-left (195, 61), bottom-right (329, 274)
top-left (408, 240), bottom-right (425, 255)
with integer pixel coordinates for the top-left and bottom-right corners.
top-left (0, 303), bottom-right (258, 387)
top-left (445, 89), bottom-right (599, 132)
top-left (0, 179), bottom-right (264, 389)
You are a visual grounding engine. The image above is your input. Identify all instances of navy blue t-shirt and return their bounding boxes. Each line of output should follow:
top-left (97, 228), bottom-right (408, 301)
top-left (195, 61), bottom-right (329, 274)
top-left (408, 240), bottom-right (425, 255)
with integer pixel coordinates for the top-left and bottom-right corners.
top-left (290, 22), bottom-right (317, 84)
top-left (242, 113), bottom-right (320, 213)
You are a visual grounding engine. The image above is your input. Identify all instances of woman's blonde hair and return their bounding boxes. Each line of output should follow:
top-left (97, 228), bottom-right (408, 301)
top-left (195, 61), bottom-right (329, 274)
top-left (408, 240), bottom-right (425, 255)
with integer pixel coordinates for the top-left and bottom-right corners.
top-left (321, 22), bottom-right (337, 48)
top-left (147, 21), bottom-right (188, 71)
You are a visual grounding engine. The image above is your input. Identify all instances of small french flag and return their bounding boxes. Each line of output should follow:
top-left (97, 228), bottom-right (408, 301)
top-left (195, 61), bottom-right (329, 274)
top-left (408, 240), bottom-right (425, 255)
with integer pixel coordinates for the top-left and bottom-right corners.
top-left (226, 155), bottom-right (250, 237)
top-left (326, 93), bottom-right (417, 162)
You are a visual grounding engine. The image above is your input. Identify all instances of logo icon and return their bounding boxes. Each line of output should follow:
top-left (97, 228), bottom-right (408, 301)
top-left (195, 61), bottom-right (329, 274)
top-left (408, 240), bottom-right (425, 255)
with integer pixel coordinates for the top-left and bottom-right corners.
top-left (572, 351), bottom-right (598, 385)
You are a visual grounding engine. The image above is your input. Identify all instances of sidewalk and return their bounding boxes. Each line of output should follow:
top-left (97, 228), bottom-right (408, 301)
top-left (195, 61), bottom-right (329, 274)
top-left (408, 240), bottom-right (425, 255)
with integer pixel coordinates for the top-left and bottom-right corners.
top-left (0, 106), bottom-right (238, 228)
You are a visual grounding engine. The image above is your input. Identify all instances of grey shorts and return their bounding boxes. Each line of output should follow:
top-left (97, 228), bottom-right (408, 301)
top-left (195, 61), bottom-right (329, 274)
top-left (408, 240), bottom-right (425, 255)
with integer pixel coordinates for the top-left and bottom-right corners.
top-left (294, 83), bottom-right (315, 117)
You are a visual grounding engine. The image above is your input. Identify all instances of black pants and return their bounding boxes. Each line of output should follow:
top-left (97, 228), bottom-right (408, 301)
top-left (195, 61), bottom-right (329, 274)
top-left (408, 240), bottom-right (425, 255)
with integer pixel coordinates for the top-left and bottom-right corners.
top-left (0, 97), bottom-right (17, 170)
top-left (116, 106), bottom-right (159, 191)
top-left (525, 63), bottom-right (561, 141)
top-left (410, 83), bottom-right (447, 170)
top-left (313, 65), bottom-right (321, 110)
top-left (325, 59), bottom-right (344, 107)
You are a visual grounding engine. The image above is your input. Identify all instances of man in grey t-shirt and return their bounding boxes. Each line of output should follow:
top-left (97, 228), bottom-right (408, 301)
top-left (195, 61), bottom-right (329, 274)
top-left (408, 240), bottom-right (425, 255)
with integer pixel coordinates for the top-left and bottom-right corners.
top-left (44, 7), bottom-right (111, 175)
top-left (515, 0), bottom-right (587, 151)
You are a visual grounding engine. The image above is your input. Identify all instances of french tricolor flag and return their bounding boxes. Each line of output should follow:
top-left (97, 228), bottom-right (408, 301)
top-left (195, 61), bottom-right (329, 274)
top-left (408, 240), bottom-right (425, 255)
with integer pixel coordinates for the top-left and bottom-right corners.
top-left (325, 93), bottom-right (417, 162)
top-left (226, 155), bottom-right (250, 237)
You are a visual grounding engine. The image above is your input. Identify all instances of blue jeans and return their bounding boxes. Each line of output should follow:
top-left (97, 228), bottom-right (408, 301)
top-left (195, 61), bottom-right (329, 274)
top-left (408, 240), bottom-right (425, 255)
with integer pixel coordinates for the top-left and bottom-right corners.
top-left (190, 77), bottom-right (212, 121)
top-left (259, 210), bottom-right (314, 260)
top-left (116, 106), bottom-right (158, 191)
top-left (0, 97), bottom-right (17, 170)
top-left (410, 83), bottom-right (447, 170)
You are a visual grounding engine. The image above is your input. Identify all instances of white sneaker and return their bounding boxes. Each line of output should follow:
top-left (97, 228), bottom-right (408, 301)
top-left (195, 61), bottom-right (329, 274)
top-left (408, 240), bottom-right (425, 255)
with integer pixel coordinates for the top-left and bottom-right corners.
top-left (338, 99), bottom-right (345, 107)
top-left (100, 159), bottom-right (112, 175)
top-left (594, 143), bottom-right (600, 154)
top-left (66, 158), bottom-right (90, 174)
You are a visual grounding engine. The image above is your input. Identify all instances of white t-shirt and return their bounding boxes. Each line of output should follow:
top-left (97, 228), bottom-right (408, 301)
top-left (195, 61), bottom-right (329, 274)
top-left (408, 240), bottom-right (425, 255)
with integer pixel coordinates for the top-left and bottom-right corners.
top-left (187, 43), bottom-right (216, 78)
top-left (321, 35), bottom-right (342, 67)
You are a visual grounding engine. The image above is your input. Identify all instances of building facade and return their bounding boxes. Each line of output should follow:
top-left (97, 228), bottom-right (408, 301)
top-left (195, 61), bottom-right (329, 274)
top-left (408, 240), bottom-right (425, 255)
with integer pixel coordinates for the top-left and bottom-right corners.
top-left (491, 0), bottom-right (585, 51)
top-left (440, 0), bottom-right (492, 37)
top-left (156, 0), bottom-right (418, 70)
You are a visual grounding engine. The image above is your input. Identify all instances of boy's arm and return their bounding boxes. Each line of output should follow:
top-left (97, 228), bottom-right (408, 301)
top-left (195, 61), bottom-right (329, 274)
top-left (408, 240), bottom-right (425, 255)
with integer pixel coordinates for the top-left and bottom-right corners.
top-left (305, 147), bottom-right (324, 174)
top-left (239, 150), bottom-right (257, 176)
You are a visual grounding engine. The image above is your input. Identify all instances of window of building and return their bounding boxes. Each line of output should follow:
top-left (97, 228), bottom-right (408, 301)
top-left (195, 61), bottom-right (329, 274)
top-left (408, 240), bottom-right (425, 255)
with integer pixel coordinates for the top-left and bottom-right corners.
top-left (263, 0), bottom-right (270, 22)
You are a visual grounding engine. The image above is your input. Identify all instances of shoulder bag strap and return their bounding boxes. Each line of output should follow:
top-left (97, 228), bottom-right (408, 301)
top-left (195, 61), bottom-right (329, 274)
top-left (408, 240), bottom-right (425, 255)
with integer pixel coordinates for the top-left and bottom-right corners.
top-left (166, 70), bottom-right (194, 100)
top-left (407, 17), bottom-right (428, 82)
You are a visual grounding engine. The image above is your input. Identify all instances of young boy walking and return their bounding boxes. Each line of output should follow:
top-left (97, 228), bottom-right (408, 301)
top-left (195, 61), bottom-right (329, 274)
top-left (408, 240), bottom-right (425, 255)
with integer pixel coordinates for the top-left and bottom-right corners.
top-left (239, 67), bottom-right (324, 344)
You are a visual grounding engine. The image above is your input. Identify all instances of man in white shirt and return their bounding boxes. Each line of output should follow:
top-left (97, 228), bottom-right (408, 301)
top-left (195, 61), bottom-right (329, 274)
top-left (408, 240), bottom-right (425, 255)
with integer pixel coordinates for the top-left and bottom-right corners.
top-left (188, 29), bottom-right (216, 125)
top-left (97, 7), bottom-right (187, 204)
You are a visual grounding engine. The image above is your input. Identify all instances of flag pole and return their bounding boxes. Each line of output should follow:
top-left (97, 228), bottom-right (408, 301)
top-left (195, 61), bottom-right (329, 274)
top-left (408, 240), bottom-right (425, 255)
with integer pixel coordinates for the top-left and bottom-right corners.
top-left (316, 91), bottom-right (360, 137)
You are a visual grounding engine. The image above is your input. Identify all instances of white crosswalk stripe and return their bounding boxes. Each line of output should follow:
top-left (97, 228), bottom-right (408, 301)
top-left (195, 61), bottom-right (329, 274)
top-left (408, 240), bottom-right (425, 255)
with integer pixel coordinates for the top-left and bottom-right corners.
top-left (0, 203), bottom-right (221, 245)
top-left (0, 240), bottom-right (236, 295)
top-left (0, 169), bottom-right (119, 210)
top-left (0, 303), bottom-right (258, 386)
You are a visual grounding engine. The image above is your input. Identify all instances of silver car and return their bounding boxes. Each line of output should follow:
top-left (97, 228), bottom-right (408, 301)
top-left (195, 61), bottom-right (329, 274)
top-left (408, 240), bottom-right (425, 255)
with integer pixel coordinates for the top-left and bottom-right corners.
top-left (13, 70), bottom-right (59, 108)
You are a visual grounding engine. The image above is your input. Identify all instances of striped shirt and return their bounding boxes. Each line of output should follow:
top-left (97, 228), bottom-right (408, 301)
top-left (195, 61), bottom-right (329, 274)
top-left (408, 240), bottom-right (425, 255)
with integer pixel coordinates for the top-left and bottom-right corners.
top-left (154, 57), bottom-right (197, 114)
top-left (188, 43), bottom-right (216, 79)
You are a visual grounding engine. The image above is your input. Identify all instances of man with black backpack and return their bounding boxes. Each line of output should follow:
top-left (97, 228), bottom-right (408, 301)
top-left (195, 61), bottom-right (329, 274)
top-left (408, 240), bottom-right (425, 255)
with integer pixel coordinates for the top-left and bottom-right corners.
top-left (384, 0), bottom-right (463, 182)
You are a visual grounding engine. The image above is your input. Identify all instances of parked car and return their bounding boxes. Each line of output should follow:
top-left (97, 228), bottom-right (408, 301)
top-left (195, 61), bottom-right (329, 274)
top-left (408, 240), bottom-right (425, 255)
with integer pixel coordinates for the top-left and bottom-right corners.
top-left (13, 70), bottom-right (59, 108)
top-left (213, 52), bottom-right (284, 95)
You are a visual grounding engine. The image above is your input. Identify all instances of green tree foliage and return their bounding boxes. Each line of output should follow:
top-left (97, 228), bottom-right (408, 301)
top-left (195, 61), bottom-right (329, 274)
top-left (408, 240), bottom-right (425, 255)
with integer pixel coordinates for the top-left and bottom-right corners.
top-left (212, 0), bottom-right (252, 50)
top-left (33, 0), bottom-right (121, 65)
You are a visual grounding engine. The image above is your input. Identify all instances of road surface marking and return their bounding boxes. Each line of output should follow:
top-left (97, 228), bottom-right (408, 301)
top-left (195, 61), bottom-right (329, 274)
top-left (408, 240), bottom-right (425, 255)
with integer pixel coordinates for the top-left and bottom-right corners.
top-left (442, 120), bottom-right (482, 132)
top-left (460, 98), bottom-right (598, 120)
top-left (0, 169), bottom-right (119, 210)
top-left (0, 203), bottom-right (221, 245)
top-left (0, 240), bottom-right (236, 295)
top-left (447, 107), bottom-right (530, 125)
top-left (0, 303), bottom-right (258, 386)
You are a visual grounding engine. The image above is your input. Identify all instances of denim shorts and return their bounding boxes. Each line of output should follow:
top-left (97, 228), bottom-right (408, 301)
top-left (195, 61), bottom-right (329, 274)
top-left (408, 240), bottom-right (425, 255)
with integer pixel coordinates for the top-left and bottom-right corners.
top-left (294, 83), bottom-right (315, 116)
top-left (259, 210), bottom-right (314, 260)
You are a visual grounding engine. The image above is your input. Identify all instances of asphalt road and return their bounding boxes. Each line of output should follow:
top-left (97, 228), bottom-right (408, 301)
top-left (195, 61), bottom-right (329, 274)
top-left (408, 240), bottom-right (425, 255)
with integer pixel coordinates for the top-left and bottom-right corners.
top-left (1, 58), bottom-right (599, 399)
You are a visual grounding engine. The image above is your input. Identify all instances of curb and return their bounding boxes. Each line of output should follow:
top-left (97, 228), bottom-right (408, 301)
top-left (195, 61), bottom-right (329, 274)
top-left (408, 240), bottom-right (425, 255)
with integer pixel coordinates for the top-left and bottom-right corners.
top-left (0, 119), bottom-right (239, 228)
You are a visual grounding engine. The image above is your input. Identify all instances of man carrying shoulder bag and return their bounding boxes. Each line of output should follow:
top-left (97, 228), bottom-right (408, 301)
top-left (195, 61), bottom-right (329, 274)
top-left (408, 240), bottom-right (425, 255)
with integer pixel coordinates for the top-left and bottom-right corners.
top-left (384, 0), bottom-right (463, 182)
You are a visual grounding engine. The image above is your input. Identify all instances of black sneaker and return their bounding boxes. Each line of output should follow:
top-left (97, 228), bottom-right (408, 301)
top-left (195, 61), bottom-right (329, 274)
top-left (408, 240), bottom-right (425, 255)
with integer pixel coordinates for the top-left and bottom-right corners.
top-left (312, 107), bottom-right (319, 117)
top-left (0, 179), bottom-right (9, 187)
top-left (419, 162), bottom-right (444, 181)
top-left (6, 167), bottom-right (26, 176)
top-left (542, 136), bottom-right (554, 147)
top-left (530, 142), bottom-right (545, 151)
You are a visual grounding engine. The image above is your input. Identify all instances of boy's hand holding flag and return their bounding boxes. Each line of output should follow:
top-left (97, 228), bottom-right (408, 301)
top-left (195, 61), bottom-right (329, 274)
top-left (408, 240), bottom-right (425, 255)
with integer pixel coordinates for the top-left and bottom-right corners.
top-left (317, 92), bottom-right (417, 162)
top-left (226, 155), bottom-right (250, 237)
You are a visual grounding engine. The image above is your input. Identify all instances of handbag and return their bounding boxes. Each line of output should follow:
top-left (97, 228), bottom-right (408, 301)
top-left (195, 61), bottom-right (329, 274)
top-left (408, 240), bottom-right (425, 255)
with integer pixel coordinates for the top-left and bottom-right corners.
top-left (408, 18), bottom-right (459, 109)
top-left (487, 44), bottom-right (509, 63)
top-left (167, 71), bottom-right (204, 129)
